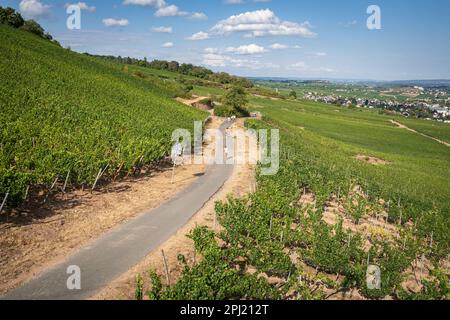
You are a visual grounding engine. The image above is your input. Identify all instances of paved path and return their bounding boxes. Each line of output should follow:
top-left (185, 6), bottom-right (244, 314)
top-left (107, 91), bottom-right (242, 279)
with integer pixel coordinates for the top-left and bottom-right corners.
top-left (3, 121), bottom-right (234, 300)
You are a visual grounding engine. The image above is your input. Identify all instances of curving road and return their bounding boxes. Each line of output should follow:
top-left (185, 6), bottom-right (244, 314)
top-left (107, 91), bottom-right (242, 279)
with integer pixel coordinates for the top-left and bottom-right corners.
top-left (2, 120), bottom-right (234, 300)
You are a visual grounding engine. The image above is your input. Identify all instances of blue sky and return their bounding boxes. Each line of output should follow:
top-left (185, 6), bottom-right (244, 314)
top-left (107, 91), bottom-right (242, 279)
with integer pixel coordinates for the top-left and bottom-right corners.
top-left (2, 0), bottom-right (450, 80)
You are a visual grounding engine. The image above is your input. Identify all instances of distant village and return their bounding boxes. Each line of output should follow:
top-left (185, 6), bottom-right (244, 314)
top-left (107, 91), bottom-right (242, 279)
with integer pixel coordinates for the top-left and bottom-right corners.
top-left (304, 89), bottom-right (450, 123)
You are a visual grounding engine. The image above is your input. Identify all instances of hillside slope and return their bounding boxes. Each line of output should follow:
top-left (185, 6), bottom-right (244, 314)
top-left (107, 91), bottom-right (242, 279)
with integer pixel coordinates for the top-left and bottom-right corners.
top-left (0, 25), bottom-right (207, 205)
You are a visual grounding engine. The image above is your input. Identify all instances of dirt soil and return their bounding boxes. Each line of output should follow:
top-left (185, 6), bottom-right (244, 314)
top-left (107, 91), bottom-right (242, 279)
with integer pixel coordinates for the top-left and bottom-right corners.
top-left (0, 118), bottom-right (231, 296)
top-left (92, 118), bottom-right (256, 299)
top-left (175, 96), bottom-right (210, 107)
top-left (354, 154), bottom-right (390, 166)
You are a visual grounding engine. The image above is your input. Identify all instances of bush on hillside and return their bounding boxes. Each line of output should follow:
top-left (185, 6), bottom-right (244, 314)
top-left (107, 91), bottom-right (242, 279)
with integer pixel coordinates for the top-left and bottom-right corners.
top-left (199, 98), bottom-right (213, 107)
top-left (133, 70), bottom-right (146, 78)
top-left (20, 19), bottom-right (44, 37)
top-left (217, 85), bottom-right (250, 118)
top-left (0, 6), bottom-right (24, 28)
top-left (289, 90), bottom-right (297, 99)
top-left (0, 6), bottom-right (57, 44)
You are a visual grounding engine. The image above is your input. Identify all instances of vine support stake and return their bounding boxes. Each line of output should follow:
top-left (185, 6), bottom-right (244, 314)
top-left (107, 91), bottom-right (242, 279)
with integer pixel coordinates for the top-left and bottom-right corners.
top-left (0, 192), bottom-right (9, 217)
top-left (161, 249), bottom-right (171, 286)
top-left (421, 254), bottom-right (426, 276)
top-left (92, 165), bottom-right (108, 192)
top-left (269, 213), bottom-right (273, 238)
top-left (429, 232), bottom-right (433, 248)
top-left (44, 177), bottom-right (58, 203)
top-left (385, 211), bottom-right (389, 228)
top-left (23, 185), bottom-right (29, 201)
top-left (50, 177), bottom-right (58, 190)
top-left (63, 170), bottom-right (70, 193)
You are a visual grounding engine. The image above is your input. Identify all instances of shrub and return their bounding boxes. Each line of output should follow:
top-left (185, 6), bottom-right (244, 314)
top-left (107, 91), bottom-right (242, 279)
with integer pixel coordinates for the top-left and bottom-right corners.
top-left (20, 20), bottom-right (44, 37)
top-left (0, 6), bottom-right (24, 28)
top-left (133, 70), bottom-right (146, 78)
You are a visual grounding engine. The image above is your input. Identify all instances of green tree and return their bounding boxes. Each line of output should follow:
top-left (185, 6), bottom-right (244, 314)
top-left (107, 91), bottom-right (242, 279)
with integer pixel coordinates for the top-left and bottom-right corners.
top-left (0, 6), bottom-right (25, 28)
top-left (20, 19), bottom-right (44, 37)
top-left (183, 84), bottom-right (194, 94)
top-left (224, 85), bottom-right (248, 109)
top-left (168, 61), bottom-right (180, 72)
top-left (218, 85), bottom-right (250, 117)
top-left (289, 90), bottom-right (297, 99)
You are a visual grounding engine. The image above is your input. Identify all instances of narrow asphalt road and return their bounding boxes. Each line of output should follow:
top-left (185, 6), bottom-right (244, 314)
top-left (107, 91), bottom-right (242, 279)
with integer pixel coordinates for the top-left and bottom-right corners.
top-left (3, 120), bottom-right (234, 300)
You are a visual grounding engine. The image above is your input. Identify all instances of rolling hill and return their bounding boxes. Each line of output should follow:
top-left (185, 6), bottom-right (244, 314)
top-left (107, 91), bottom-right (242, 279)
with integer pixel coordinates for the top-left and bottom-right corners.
top-left (0, 25), bottom-right (207, 205)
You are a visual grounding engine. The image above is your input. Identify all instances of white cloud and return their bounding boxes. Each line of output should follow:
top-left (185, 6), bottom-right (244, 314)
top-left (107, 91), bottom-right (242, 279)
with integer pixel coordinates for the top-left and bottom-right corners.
top-left (155, 5), bottom-right (188, 17)
top-left (122, 0), bottom-right (166, 7)
top-left (204, 48), bottom-right (220, 54)
top-left (340, 20), bottom-right (358, 28)
top-left (187, 31), bottom-right (209, 40)
top-left (312, 52), bottom-right (327, 56)
top-left (202, 52), bottom-right (278, 70)
top-left (291, 61), bottom-right (307, 70)
top-left (162, 42), bottom-right (174, 48)
top-left (19, 0), bottom-right (51, 19)
top-left (318, 67), bottom-right (335, 73)
top-left (201, 47), bottom-right (278, 69)
top-left (190, 12), bottom-right (208, 20)
top-left (65, 2), bottom-right (96, 12)
top-left (102, 18), bottom-right (129, 27)
top-left (123, 0), bottom-right (189, 19)
top-left (202, 53), bottom-right (228, 67)
top-left (152, 26), bottom-right (173, 33)
top-left (208, 9), bottom-right (316, 38)
top-left (269, 43), bottom-right (288, 50)
top-left (225, 0), bottom-right (272, 3)
top-left (288, 62), bottom-right (335, 74)
top-left (225, 44), bottom-right (266, 55)
top-left (224, 0), bottom-right (243, 4)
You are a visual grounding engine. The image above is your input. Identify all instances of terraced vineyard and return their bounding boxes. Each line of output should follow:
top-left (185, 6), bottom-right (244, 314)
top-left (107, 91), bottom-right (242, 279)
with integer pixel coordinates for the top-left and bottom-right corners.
top-left (0, 25), bottom-right (207, 206)
top-left (137, 93), bottom-right (449, 300)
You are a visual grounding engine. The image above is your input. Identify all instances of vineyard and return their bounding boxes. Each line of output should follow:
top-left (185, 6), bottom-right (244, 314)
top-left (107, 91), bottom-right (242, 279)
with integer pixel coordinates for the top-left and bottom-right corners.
top-left (1, 21), bottom-right (448, 301)
top-left (0, 25), bottom-right (207, 206)
top-left (136, 92), bottom-right (449, 300)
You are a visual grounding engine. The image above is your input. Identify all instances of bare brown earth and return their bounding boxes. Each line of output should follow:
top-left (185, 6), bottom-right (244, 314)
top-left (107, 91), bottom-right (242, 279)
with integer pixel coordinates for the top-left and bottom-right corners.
top-left (93, 118), bottom-right (256, 299)
top-left (354, 154), bottom-right (390, 166)
top-left (175, 96), bottom-right (209, 107)
top-left (390, 120), bottom-right (450, 147)
top-left (0, 117), bottom-right (232, 296)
